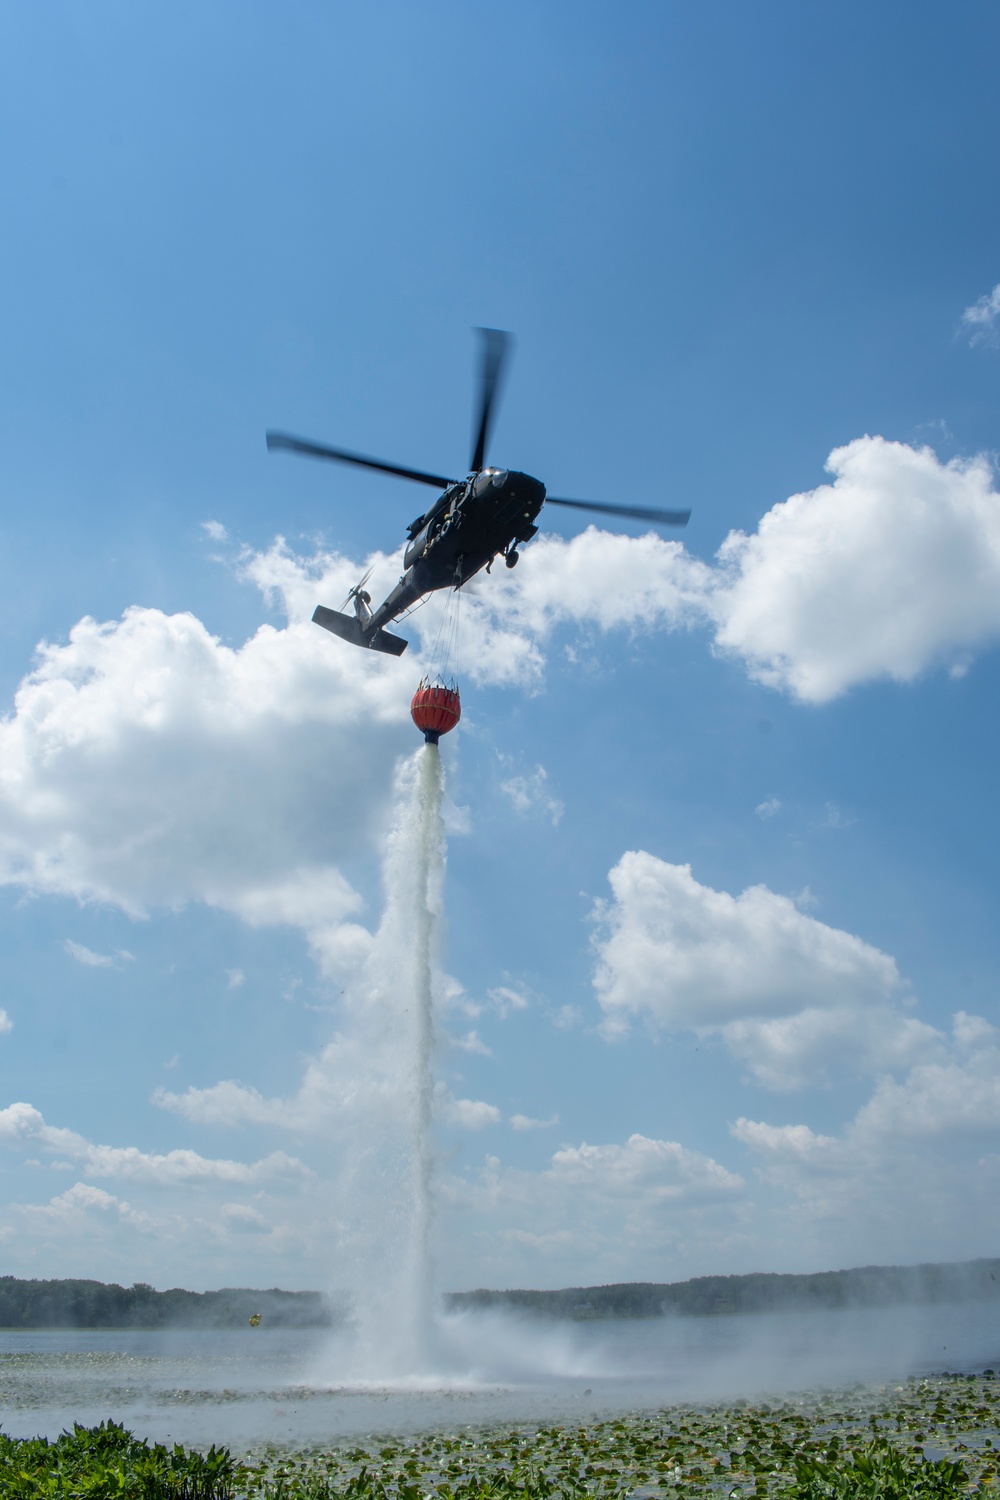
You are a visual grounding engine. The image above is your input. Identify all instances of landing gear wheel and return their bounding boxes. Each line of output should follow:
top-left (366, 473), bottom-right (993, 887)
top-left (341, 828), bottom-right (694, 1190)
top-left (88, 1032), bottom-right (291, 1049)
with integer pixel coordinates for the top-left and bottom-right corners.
top-left (505, 549), bottom-right (519, 569)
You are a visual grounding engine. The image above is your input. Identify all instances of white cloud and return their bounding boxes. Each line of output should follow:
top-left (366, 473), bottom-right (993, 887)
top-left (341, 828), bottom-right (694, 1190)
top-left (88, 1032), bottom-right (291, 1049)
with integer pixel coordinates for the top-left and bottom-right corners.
top-left (219, 1201), bottom-right (269, 1232)
top-left (63, 939), bottom-right (132, 968)
top-left (755, 797), bottom-right (781, 819)
top-left (592, 851), bottom-right (940, 1089)
top-left (510, 1113), bottom-right (559, 1131)
top-left (448, 1029), bottom-right (492, 1055)
top-left (731, 1014), bottom-right (1000, 1267)
top-left (439, 528), bottom-right (714, 688)
top-left (852, 1014), bottom-right (1000, 1141)
top-left (444, 1097), bottom-right (502, 1130)
top-left (961, 283), bottom-right (1000, 346)
top-left (155, 1077), bottom-right (293, 1128)
top-left (816, 802), bottom-right (855, 831)
top-left (487, 985), bottom-right (530, 1017)
top-left (499, 766), bottom-right (564, 826)
top-left (440, 1133), bottom-right (746, 1285)
top-left (0, 1101), bottom-right (307, 1185)
top-left (202, 519), bottom-right (229, 542)
top-left (22, 1182), bottom-right (154, 1229)
top-left (157, 1066), bottom-right (504, 1136)
top-left (226, 968), bottom-right (246, 989)
top-left (0, 582), bottom-right (420, 981)
top-left (64, 939), bottom-right (113, 968)
top-left (550, 1134), bottom-right (744, 1199)
top-left (0, 1011), bottom-right (11, 1036)
top-left (711, 437), bottom-right (1000, 702)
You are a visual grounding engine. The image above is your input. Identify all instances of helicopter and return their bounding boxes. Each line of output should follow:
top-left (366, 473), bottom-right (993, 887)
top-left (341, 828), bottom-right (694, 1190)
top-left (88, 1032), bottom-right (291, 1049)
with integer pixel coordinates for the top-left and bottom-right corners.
top-left (266, 330), bottom-right (690, 656)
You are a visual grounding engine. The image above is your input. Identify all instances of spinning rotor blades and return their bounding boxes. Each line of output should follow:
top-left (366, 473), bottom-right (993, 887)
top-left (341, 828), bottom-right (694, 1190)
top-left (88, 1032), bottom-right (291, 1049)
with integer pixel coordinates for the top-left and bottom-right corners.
top-left (545, 496), bottom-right (691, 527)
top-left (470, 328), bottom-right (511, 474)
top-left (339, 565), bottom-right (374, 612)
top-left (266, 431), bottom-right (456, 490)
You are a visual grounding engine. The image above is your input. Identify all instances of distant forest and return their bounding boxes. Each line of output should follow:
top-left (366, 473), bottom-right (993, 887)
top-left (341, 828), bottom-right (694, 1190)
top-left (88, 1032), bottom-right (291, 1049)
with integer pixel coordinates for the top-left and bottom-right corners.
top-left (1, 1257), bottom-right (998, 1327)
top-left (445, 1258), bottom-right (1000, 1321)
top-left (0, 1278), bottom-right (335, 1330)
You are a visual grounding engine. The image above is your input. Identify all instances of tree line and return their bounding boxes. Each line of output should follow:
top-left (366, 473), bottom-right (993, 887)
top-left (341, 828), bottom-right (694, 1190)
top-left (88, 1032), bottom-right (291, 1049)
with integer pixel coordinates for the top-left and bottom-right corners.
top-left (444, 1257), bottom-right (1000, 1321)
top-left (2, 1256), bottom-right (998, 1327)
top-left (0, 1277), bottom-right (336, 1329)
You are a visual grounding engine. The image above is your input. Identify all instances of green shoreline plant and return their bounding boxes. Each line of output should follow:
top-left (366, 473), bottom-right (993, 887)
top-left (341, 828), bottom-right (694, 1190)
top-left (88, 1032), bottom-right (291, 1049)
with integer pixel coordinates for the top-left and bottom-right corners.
top-left (0, 1419), bottom-right (240, 1499)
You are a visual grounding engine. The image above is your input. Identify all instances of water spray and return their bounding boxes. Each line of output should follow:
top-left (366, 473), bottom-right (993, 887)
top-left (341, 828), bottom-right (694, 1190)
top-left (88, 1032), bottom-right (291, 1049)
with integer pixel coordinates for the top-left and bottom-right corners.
top-left (321, 664), bottom-right (460, 1379)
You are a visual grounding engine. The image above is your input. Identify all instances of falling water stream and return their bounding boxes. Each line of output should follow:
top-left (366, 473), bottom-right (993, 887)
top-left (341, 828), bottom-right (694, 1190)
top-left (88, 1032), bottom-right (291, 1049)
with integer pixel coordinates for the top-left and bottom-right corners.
top-left (403, 741), bottom-right (442, 1373)
top-left (340, 741), bottom-right (445, 1379)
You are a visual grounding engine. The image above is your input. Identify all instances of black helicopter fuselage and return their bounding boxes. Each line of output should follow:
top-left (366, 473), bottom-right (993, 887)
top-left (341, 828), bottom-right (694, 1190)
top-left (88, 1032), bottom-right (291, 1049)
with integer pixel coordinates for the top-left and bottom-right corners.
top-left (269, 327), bottom-right (689, 657)
top-left (366, 468), bottom-right (546, 634)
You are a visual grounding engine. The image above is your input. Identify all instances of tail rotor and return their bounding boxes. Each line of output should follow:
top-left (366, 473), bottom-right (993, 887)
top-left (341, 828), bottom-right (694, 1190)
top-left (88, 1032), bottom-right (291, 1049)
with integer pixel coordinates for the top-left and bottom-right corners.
top-left (340, 565), bottom-right (374, 613)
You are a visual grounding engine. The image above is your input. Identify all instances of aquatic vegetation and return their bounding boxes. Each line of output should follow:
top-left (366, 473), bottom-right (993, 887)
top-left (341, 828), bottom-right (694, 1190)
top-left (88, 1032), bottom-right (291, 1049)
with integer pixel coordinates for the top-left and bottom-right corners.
top-left (0, 1418), bottom-right (240, 1498)
top-left (241, 1374), bottom-right (1000, 1499)
top-left (4, 1375), bottom-right (1000, 1499)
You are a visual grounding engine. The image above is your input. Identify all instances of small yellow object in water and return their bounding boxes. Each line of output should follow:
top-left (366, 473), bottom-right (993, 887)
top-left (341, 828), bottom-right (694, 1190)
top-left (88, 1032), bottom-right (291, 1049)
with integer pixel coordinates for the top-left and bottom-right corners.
top-left (249, 1313), bottom-right (262, 1327)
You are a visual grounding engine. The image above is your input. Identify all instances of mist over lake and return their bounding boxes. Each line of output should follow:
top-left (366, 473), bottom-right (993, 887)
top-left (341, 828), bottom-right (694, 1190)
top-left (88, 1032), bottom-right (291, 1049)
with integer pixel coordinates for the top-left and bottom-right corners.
top-left (4, 1300), bottom-right (1000, 1449)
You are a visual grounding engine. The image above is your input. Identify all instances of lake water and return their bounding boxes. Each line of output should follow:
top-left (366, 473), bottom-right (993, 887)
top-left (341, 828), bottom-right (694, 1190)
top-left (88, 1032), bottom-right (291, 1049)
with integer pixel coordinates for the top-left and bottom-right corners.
top-left (2, 1301), bottom-right (999, 1450)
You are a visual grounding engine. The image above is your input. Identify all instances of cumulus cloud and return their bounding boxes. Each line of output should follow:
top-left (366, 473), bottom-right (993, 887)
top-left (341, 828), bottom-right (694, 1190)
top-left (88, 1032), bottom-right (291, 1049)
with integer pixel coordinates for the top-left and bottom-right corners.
top-left (755, 797), bottom-right (781, 820)
top-left (63, 939), bottom-right (132, 968)
top-left (731, 1013), bottom-right (1000, 1266)
top-left (0, 582), bottom-right (421, 980)
top-left (22, 1182), bottom-right (154, 1229)
top-left (445, 1097), bottom-right (503, 1130)
top-left (488, 986), bottom-right (530, 1017)
top-left (592, 851), bottom-right (940, 1089)
top-left (219, 1201), bottom-right (269, 1233)
top-left (510, 1113), bottom-right (559, 1131)
top-left (154, 1079), bottom-right (282, 1128)
top-left (550, 1134), bottom-right (744, 1199)
top-left (2, 1179), bottom-right (309, 1280)
top-left (440, 1132), bottom-right (746, 1285)
top-left (63, 939), bottom-right (115, 968)
top-left (448, 1029), bottom-right (492, 1055)
top-left (710, 437), bottom-right (1000, 701)
top-left (158, 1070), bottom-right (503, 1135)
top-left (499, 766), bottom-right (564, 826)
top-left (961, 283), bottom-right (1000, 346)
top-left (0, 1011), bottom-right (11, 1036)
top-left (0, 1101), bottom-right (306, 1185)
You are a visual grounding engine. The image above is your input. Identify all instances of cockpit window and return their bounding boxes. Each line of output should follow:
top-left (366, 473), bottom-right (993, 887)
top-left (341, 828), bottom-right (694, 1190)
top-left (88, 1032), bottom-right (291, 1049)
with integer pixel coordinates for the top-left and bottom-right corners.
top-left (474, 469), bottom-right (508, 496)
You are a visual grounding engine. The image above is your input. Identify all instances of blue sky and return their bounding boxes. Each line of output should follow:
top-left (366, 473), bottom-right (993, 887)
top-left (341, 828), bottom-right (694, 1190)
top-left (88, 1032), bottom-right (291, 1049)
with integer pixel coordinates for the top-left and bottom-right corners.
top-left (2, 1), bottom-right (1000, 1294)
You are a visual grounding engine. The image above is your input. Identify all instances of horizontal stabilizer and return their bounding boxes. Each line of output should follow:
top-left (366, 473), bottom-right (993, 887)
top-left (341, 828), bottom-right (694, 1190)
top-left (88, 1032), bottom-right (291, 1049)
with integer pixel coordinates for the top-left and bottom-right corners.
top-left (312, 606), bottom-right (408, 656)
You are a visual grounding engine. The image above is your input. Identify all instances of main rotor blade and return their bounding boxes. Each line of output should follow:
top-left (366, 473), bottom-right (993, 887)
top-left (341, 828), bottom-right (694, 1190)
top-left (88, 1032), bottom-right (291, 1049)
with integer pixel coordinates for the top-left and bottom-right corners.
top-left (545, 497), bottom-right (691, 527)
top-left (470, 328), bottom-right (512, 474)
top-left (266, 431), bottom-right (456, 490)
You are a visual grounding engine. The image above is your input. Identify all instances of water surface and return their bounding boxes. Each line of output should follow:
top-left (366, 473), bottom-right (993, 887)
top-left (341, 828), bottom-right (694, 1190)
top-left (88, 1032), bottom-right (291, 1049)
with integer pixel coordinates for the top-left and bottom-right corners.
top-left (3, 1301), bottom-right (999, 1450)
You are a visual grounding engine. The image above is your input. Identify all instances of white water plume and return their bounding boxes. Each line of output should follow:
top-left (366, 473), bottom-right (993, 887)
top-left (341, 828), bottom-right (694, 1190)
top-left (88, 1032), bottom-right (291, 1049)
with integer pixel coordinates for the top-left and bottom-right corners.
top-left (332, 743), bottom-right (445, 1379)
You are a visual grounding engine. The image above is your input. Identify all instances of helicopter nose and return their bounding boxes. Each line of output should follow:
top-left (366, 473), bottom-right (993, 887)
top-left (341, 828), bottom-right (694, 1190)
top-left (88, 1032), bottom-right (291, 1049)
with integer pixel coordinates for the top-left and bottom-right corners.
top-left (512, 472), bottom-right (546, 517)
top-left (485, 469), bottom-right (545, 525)
top-left (521, 474), bottom-right (546, 507)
